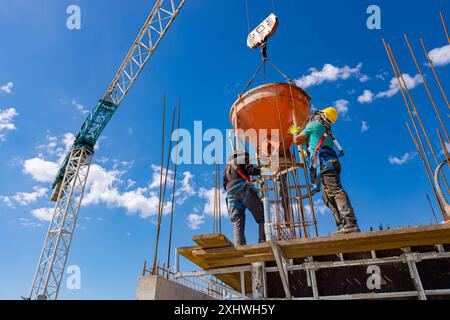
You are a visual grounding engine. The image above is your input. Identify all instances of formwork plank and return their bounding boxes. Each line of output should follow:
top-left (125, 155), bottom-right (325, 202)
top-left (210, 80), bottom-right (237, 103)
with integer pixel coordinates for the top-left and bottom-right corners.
top-left (193, 234), bottom-right (233, 249)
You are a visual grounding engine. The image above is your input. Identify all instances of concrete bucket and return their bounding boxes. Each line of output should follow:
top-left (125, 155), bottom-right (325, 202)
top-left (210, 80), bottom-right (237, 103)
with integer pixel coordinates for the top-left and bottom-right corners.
top-left (230, 83), bottom-right (311, 154)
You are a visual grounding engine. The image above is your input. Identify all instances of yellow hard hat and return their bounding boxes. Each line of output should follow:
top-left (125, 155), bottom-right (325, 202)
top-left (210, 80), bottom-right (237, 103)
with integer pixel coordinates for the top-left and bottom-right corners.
top-left (322, 107), bottom-right (338, 124)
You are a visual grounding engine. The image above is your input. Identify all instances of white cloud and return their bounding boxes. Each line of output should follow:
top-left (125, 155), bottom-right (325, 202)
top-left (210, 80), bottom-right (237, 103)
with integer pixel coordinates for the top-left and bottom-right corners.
top-left (305, 199), bottom-right (331, 217)
top-left (186, 213), bottom-right (205, 230)
top-left (71, 100), bottom-right (89, 115)
top-left (361, 121), bottom-right (370, 133)
top-left (82, 164), bottom-right (171, 218)
top-left (333, 99), bottom-right (349, 115)
top-left (439, 142), bottom-right (450, 156)
top-left (377, 74), bottom-right (422, 98)
top-left (1, 82), bottom-right (13, 93)
top-left (62, 133), bottom-right (75, 152)
top-left (175, 171), bottom-right (196, 204)
top-left (358, 74), bottom-right (422, 104)
top-left (78, 164), bottom-right (121, 205)
top-left (149, 164), bottom-right (174, 190)
top-left (23, 158), bottom-right (59, 183)
top-left (22, 153), bottom-right (174, 219)
top-left (388, 152), bottom-right (417, 165)
top-left (115, 188), bottom-right (163, 218)
top-left (112, 159), bottom-right (134, 170)
top-left (0, 108), bottom-right (18, 142)
top-left (0, 195), bottom-right (13, 207)
top-left (295, 63), bottom-right (363, 89)
top-left (31, 207), bottom-right (54, 222)
top-left (9, 186), bottom-right (48, 206)
top-left (359, 74), bottom-right (370, 82)
top-left (428, 44), bottom-right (450, 67)
top-left (38, 135), bottom-right (60, 155)
top-left (18, 217), bottom-right (42, 228)
top-left (376, 71), bottom-right (388, 81)
top-left (357, 90), bottom-right (375, 104)
top-left (198, 187), bottom-right (228, 217)
top-left (36, 132), bottom-right (75, 163)
top-left (126, 179), bottom-right (136, 190)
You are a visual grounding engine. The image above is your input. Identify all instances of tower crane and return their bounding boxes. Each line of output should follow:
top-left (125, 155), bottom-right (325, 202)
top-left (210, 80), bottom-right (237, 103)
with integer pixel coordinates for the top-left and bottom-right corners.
top-left (29, 0), bottom-right (186, 300)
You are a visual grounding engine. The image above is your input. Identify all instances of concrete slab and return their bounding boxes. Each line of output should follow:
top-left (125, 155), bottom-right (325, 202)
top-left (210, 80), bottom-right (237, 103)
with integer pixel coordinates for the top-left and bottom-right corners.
top-left (136, 275), bottom-right (215, 300)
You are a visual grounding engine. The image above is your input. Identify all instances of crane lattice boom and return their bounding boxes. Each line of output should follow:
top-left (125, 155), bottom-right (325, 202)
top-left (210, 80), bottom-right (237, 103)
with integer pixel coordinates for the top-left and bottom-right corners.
top-left (30, 0), bottom-right (186, 300)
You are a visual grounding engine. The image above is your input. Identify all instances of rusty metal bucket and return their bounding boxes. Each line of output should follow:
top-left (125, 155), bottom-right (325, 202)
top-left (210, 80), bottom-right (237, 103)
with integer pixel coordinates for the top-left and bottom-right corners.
top-left (230, 83), bottom-right (311, 153)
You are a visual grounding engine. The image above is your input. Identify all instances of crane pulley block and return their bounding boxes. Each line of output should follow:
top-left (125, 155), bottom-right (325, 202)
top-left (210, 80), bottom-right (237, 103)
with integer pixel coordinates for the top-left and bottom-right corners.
top-left (247, 13), bottom-right (279, 49)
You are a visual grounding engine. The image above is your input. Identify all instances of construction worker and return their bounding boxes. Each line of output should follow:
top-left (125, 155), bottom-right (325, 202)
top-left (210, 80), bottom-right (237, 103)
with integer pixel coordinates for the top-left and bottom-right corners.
top-left (223, 151), bottom-right (266, 245)
top-left (289, 107), bottom-right (360, 234)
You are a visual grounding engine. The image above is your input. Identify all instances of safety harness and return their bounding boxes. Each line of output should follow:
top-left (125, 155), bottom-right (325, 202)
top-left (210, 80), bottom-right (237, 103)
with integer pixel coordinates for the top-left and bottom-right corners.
top-left (308, 127), bottom-right (345, 190)
top-left (225, 163), bottom-right (254, 210)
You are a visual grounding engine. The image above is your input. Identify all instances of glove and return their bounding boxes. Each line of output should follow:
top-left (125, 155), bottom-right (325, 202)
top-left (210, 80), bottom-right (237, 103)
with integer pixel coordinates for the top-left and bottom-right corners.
top-left (288, 125), bottom-right (301, 136)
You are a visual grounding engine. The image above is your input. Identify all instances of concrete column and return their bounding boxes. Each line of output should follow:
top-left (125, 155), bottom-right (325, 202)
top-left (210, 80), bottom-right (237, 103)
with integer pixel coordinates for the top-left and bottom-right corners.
top-left (263, 197), bottom-right (272, 241)
top-left (251, 262), bottom-right (265, 299)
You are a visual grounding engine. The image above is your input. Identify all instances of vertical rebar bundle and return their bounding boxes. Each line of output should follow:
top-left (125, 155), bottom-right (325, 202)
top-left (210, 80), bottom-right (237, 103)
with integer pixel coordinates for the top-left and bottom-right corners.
top-left (382, 12), bottom-right (450, 222)
top-left (152, 97), bottom-right (182, 275)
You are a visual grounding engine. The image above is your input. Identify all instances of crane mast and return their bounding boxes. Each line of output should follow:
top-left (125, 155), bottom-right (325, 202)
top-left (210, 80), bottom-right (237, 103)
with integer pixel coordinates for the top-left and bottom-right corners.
top-left (29, 0), bottom-right (186, 300)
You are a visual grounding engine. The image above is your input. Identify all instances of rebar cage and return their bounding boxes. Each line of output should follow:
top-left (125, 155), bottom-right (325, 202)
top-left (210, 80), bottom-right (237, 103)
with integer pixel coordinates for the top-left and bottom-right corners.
top-left (256, 146), bottom-right (320, 241)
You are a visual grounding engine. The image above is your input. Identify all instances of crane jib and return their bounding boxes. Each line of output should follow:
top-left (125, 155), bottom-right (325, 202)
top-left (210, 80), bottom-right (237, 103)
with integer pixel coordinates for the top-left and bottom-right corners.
top-left (51, 99), bottom-right (118, 191)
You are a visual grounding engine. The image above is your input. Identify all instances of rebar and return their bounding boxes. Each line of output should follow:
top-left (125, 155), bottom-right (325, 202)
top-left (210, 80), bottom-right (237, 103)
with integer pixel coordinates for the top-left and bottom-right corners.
top-left (440, 11), bottom-right (450, 44)
top-left (386, 41), bottom-right (450, 194)
top-left (153, 103), bottom-right (176, 274)
top-left (167, 100), bottom-right (181, 271)
top-left (420, 38), bottom-right (450, 111)
top-left (152, 96), bottom-right (166, 274)
top-left (404, 35), bottom-right (449, 142)
top-left (383, 40), bottom-right (446, 218)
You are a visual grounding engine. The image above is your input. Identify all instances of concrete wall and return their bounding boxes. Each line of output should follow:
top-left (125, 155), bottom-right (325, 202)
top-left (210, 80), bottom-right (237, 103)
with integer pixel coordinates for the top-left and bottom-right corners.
top-left (136, 275), bottom-right (215, 300)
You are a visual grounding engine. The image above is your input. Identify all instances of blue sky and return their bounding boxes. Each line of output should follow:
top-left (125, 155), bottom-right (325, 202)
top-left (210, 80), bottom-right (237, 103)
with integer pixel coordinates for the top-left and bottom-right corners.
top-left (0, 0), bottom-right (449, 299)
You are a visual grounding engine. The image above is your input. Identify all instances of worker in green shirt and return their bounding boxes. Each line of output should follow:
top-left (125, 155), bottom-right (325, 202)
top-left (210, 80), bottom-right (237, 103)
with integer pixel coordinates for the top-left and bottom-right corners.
top-left (289, 107), bottom-right (360, 234)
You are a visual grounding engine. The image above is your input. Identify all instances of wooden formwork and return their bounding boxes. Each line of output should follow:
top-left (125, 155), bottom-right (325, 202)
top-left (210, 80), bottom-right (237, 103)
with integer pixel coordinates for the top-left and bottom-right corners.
top-left (176, 224), bottom-right (450, 299)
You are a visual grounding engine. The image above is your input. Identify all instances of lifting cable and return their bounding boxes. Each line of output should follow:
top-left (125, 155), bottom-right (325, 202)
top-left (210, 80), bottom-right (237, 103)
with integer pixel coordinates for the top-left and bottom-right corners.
top-left (239, 54), bottom-right (292, 96)
top-left (245, 0), bottom-right (251, 33)
top-left (245, 0), bottom-right (277, 32)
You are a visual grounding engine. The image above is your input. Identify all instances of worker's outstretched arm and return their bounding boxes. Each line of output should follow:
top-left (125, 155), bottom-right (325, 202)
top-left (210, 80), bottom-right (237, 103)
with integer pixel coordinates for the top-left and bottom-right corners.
top-left (289, 125), bottom-right (308, 146)
top-left (293, 133), bottom-right (308, 146)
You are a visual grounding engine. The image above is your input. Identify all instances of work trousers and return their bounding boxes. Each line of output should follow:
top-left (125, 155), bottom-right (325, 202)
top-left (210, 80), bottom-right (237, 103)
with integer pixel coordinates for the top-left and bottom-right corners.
top-left (321, 158), bottom-right (358, 228)
top-left (228, 187), bottom-right (266, 246)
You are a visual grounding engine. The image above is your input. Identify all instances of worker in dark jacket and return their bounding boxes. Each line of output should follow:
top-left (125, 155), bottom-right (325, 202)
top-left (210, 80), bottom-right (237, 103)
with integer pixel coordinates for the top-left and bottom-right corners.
top-left (223, 151), bottom-right (266, 245)
top-left (289, 107), bottom-right (360, 234)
